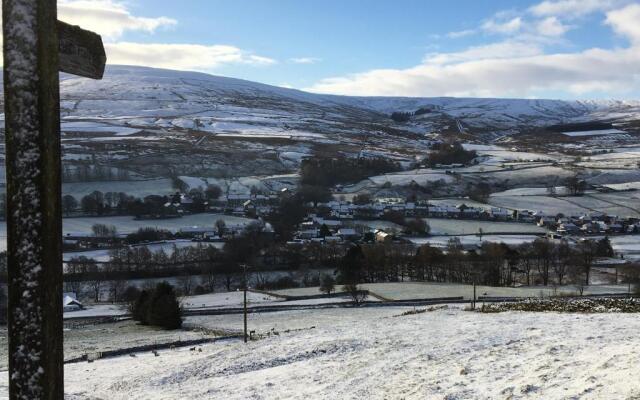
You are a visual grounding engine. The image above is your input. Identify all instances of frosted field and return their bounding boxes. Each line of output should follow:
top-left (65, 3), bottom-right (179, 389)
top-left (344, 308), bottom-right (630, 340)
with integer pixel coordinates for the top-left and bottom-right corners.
top-left (274, 282), bottom-right (628, 301)
top-left (425, 219), bottom-right (545, 235)
top-left (182, 291), bottom-right (282, 309)
top-left (409, 234), bottom-right (541, 248)
top-left (61, 179), bottom-right (175, 198)
top-left (0, 214), bottom-right (256, 252)
top-left (11, 306), bottom-right (640, 399)
top-left (562, 128), bottom-right (627, 137)
top-left (63, 239), bottom-right (215, 262)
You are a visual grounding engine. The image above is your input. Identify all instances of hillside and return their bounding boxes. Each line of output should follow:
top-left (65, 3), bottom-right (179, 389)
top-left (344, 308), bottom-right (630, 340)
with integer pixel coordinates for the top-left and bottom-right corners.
top-left (1, 65), bottom-right (640, 194)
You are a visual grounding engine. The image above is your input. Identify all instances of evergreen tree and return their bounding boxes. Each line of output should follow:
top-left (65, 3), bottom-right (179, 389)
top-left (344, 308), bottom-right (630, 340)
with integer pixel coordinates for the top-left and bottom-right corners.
top-left (146, 282), bottom-right (182, 330)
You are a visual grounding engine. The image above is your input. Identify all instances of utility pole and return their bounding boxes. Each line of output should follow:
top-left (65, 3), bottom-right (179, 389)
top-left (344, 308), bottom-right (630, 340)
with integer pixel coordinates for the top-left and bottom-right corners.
top-left (472, 281), bottom-right (477, 310)
top-left (242, 263), bottom-right (248, 343)
top-left (2, 1), bottom-right (105, 398)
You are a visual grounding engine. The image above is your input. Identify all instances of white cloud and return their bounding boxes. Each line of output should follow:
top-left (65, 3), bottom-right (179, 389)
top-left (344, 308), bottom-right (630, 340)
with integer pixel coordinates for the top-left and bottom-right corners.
top-left (105, 42), bottom-right (276, 71)
top-left (289, 57), bottom-right (322, 64)
top-left (424, 41), bottom-right (544, 65)
top-left (306, 45), bottom-right (640, 98)
top-left (58, 0), bottom-right (176, 40)
top-left (529, 0), bottom-right (623, 18)
top-left (447, 29), bottom-right (476, 39)
top-left (482, 17), bottom-right (523, 34)
top-left (306, 1), bottom-right (640, 98)
top-left (0, 0), bottom-right (277, 71)
top-left (536, 16), bottom-right (571, 36)
top-left (606, 3), bottom-right (640, 43)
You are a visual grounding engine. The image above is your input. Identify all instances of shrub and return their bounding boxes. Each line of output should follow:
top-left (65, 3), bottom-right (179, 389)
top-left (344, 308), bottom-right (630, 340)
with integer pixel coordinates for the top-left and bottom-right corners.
top-left (319, 274), bottom-right (336, 295)
top-left (130, 289), bottom-right (150, 324)
top-left (426, 142), bottom-right (476, 166)
top-left (146, 282), bottom-right (182, 330)
top-left (130, 282), bottom-right (182, 330)
top-left (121, 285), bottom-right (141, 303)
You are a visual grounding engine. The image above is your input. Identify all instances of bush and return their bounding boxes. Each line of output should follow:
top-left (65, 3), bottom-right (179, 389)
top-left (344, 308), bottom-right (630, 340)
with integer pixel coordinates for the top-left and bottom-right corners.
top-left (426, 142), bottom-right (476, 166)
top-left (255, 276), bottom-right (299, 291)
top-left (343, 284), bottom-right (368, 305)
top-left (130, 289), bottom-right (150, 324)
top-left (146, 282), bottom-right (182, 329)
top-left (130, 282), bottom-right (182, 329)
top-left (193, 285), bottom-right (207, 295)
top-left (126, 227), bottom-right (173, 244)
top-left (390, 111), bottom-right (411, 123)
top-left (121, 285), bottom-right (141, 303)
top-left (319, 273), bottom-right (336, 295)
top-left (300, 156), bottom-right (402, 187)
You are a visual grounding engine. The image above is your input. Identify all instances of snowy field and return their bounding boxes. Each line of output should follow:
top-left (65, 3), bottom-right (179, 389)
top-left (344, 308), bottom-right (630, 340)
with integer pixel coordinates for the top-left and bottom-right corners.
top-left (425, 219), bottom-right (545, 235)
top-left (408, 234), bottom-right (541, 248)
top-left (275, 282), bottom-right (629, 301)
top-left (10, 306), bottom-right (640, 399)
top-left (0, 214), bottom-right (255, 252)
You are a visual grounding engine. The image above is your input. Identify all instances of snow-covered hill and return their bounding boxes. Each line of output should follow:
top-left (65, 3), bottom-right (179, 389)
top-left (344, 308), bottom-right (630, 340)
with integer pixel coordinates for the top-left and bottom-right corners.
top-left (1, 65), bottom-right (640, 186)
top-left (54, 65), bottom-right (640, 134)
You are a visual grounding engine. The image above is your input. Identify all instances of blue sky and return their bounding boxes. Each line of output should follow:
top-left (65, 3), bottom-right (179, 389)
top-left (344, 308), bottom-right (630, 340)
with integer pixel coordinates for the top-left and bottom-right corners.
top-left (57, 0), bottom-right (640, 99)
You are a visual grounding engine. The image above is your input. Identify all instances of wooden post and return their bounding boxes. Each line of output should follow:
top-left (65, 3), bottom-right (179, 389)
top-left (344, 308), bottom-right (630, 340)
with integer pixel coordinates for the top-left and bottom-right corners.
top-left (3, 1), bottom-right (105, 398)
top-left (243, 264), bottom-right (248, 343)
top-left (3, 1), bottom-right (63, 398)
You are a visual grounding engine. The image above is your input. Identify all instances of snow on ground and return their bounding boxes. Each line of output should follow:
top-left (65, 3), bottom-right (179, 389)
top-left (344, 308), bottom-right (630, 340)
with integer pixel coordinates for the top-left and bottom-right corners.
top-left (274, 282), bottom-right (628, 300)
top-left (63, 304), bottom-right (128, 319)
top-left (409, 234), bottom-right (541, 248)
top-left (425, 219), bottom-right (546, 235)
top-left (181, 291), bottom-right (282, 310)
top-left (61, 178), bottom-right (175, 199)
top-left (562, 129), bottom-right (627, 137)
top-left (0, 214), bottom-right (256, 252)
top-left (64, 240), bottom-right (207, 263)
top-left (18, 306), bottom-right (640, 399)
top-left (60, 214), bottom-right (254, 235)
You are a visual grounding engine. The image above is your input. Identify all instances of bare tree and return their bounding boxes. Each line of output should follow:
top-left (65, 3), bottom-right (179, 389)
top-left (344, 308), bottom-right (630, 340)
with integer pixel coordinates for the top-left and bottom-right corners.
top-left (343, 284), bottom-right (368, 305)
top-left (108, 279), bottom-right (127, 303)
top-left (577, 239), bottom-right (597, 286)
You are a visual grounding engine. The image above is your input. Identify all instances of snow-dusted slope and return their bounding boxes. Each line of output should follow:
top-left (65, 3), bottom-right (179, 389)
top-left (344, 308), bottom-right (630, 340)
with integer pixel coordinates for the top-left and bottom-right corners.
top-left (0, 65), bottom-right (638, 138)
top-left (1, 65), bottom-right (639, 184)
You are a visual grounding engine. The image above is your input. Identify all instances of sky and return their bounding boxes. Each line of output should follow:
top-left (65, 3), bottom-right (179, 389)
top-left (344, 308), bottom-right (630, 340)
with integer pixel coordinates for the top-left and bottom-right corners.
top-left (31, 1), bottom-right (640, 98)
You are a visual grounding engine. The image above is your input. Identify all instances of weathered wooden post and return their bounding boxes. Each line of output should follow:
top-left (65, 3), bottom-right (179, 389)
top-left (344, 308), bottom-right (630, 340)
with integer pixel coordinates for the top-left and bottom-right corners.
top-left (2, 1), bottom-right (105, 398)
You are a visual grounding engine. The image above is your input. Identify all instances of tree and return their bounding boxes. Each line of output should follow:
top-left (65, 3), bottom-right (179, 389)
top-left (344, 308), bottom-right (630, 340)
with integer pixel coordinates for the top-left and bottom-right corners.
top-left (337, 245), bottom-right (365, 285)
top-left (425, 142), bottom-right (477, 166)
top-left (319, 224), bottom-right (331, 238)
top-left (319, 273), bottom-right (335, 295)
top-left (147, 282), bottom-right (182, 329)
top-left (130, 290), bottom-right (150, 324)
top-left (215, 219), bottom-right (226, 237)
top-left (92, 223), bottom-right (117, 238)
top-left (352, 193), bottom-right (372, 205)
top-left (205, 184), bottom-right (222, 201)
top-left (62, 195), bottom-right (78, 215)
top-left (404, 219), bottom-right (430, 235)
top-left (596, 236), bottom-right (614, 257)
top-left (108, 279), bottom-right (127, 302)
top-left (577, 239), bottom-right (598, 285)
top-left (343, 283), bottom-right (368, 305)
top-left (81, 190), bottom-right (105, 215)
top-left (121, 285), bottom-right (141, 303)
top-left (565, 174), bottom-right (586, 196)
top-left (469, 182), bottom-right (492, 203)
top-left (298, 184), bottom-right (332, 208)
top-left (390, 111), bottom-right (411, 123)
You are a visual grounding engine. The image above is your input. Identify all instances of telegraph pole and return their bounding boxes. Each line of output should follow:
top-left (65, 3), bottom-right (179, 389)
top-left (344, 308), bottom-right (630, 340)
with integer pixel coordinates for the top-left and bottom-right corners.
top-left (242, 263), bottom-right (248, 343)
top-left (2, 1), bottom-right (105, 398)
